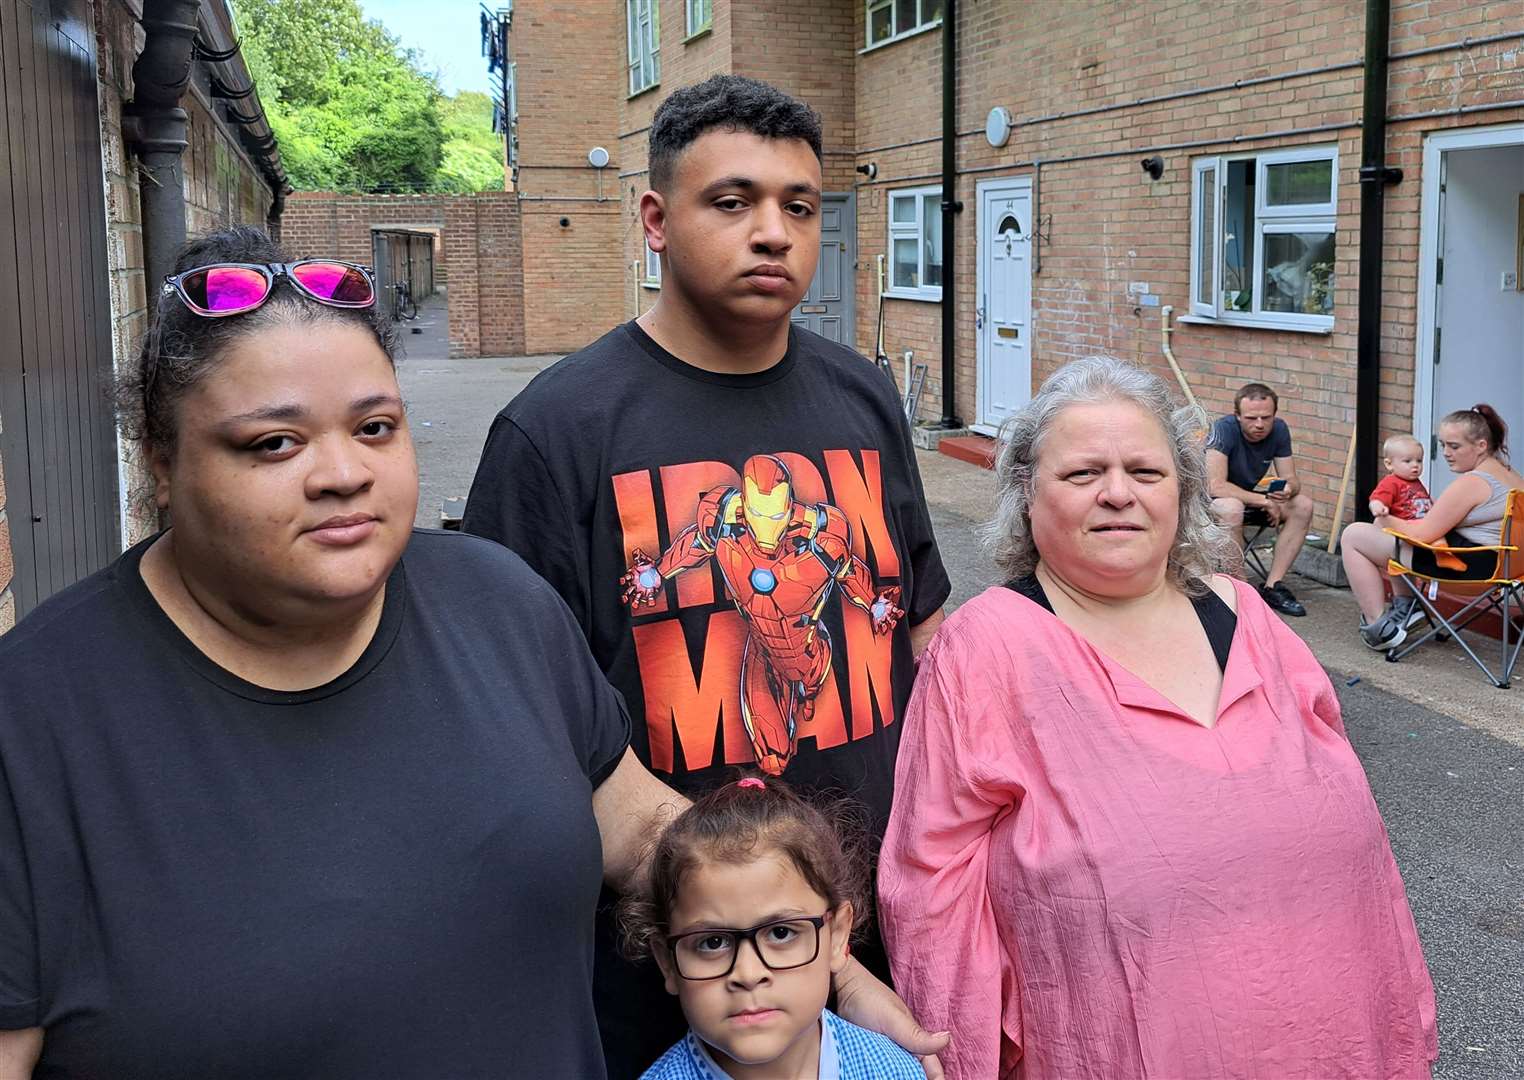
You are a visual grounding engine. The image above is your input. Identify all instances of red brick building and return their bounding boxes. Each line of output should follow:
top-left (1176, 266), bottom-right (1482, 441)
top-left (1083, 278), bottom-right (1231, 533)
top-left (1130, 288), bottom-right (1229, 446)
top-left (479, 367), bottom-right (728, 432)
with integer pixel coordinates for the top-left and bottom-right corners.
top-left (506, 0), bottom-right (1523, 533)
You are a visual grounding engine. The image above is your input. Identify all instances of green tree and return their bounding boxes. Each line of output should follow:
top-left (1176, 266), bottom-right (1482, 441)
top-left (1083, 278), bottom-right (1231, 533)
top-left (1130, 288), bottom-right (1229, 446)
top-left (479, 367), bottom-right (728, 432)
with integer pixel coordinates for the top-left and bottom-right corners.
top-left (433, 92), bottom-right (506, 193)
top-left (235, 0), bottom-right (445, 193)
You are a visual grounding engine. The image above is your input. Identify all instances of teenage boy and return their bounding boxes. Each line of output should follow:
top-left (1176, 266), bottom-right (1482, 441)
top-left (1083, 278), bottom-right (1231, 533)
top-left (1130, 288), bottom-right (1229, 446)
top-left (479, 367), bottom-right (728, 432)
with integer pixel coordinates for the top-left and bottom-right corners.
top-left (463, 75), bottom-right (950, 1078)
top-left (1207, 382), bottom-right (1316, 616)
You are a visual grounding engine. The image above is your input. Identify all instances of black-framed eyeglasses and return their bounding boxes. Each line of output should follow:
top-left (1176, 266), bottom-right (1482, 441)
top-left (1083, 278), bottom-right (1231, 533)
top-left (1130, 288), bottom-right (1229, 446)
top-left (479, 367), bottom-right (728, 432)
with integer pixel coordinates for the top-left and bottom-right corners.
top-left (665, 914), bottom-right (830, 981)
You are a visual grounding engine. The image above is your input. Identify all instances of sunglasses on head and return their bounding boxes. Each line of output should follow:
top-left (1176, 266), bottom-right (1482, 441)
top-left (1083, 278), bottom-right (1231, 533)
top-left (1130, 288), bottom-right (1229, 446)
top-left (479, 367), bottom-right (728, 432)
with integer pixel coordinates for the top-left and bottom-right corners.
top-left (162, 261), bottom-right (377, 317)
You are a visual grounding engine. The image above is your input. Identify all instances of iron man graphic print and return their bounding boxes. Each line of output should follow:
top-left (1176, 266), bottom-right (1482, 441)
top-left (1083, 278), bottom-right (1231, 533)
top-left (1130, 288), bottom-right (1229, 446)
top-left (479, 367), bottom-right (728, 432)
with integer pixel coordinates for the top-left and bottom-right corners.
top-left (620, 454), bottom-right (903, 775)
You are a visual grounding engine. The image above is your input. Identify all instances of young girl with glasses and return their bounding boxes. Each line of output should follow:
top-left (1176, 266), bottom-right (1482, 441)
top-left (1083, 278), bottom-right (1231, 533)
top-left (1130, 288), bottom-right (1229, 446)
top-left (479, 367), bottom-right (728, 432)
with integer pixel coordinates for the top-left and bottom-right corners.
top-left (621, 778), bottom-right (925, 1080)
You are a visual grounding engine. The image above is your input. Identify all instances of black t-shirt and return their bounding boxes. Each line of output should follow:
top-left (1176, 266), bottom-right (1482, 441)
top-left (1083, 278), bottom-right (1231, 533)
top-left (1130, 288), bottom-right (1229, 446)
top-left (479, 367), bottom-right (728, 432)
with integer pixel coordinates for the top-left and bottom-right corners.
top-left (0, 530), bottom-right (629, 1079)
top-left (1206, 414), bottom-right (1293, 490)
top-left (463, 321), bottom-right (950, 1077)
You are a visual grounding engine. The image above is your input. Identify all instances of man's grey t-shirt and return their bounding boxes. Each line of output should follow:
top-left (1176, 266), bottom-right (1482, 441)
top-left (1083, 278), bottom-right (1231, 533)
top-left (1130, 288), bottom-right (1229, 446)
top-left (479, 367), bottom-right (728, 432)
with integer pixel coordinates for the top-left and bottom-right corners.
top-left (1207, 414), bottom-right (1292, 490)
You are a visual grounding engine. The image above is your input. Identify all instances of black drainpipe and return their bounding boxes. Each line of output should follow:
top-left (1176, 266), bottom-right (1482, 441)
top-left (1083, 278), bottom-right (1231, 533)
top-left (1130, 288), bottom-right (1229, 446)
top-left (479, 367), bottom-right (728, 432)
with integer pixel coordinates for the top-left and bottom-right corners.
top-left (939, 0), bottom-right (963, 429)
top-left (124, 0), bottom-right (202, 293)
top-left (1355, 0), bottom-right (1402, 519)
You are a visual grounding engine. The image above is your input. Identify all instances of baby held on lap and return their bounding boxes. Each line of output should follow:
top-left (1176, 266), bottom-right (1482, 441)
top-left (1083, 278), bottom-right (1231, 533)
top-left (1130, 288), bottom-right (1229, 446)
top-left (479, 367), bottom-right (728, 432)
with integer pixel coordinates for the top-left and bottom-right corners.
top-left (1369, 434), bottom-right (1432, 532)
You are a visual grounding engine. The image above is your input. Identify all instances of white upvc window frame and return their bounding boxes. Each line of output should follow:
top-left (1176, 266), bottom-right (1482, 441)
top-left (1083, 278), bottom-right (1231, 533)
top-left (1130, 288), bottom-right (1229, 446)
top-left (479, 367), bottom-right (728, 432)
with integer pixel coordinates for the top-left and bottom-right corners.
top-left (626, 0), bottom-right (660, 96)
top-left (886, 184), bottom-right (943, 301)
top-left (642, 238), bottom-right (661, 288)
top-left (1189, 145), bottom-right (1338, 332)
top-left (865, 0), bottom-right (943, 49)
top-left (685, 0), bottom-right (712, 37)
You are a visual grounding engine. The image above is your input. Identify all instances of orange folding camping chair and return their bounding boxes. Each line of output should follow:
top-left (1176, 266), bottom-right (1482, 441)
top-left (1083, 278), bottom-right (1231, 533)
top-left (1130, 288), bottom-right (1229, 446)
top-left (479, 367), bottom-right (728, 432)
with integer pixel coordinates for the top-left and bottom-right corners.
top-left (1384, 489), bottom-right (1524, 689)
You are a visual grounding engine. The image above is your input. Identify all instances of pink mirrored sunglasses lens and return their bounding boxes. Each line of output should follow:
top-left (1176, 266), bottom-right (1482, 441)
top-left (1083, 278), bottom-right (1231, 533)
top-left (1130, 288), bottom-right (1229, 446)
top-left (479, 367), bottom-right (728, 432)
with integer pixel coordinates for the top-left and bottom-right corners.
top-left (292, 262), bottom-right (373, 304)
top-left (190, 266), bottom-right (269, 312)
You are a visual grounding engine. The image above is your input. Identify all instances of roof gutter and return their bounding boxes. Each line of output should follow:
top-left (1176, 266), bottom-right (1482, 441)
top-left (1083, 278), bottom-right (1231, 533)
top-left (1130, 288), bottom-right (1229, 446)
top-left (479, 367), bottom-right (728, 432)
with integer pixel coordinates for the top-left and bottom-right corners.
top-left (200, 0), bottom-right (291, 232)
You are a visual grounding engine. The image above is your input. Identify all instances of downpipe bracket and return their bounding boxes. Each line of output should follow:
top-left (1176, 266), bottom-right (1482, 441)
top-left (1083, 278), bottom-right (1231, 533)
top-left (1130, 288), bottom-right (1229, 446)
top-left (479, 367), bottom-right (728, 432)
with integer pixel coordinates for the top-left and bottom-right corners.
top-left (1358, 164), bottom-right (1403, 185)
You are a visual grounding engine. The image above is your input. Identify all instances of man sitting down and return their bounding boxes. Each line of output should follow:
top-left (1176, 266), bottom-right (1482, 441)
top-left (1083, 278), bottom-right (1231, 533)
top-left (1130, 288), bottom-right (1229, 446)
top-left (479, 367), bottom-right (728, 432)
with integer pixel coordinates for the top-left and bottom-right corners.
top-left (1207, 382), bottom-right (1315, 616)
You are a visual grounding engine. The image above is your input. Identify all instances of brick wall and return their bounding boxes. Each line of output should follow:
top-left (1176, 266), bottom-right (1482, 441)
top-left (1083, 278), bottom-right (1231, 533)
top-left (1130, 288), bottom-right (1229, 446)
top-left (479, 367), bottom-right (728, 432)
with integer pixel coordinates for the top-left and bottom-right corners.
top-left (281, 192), bottom-right (526, 357)
top-left (851, 0), bottom-right (1524, 535)
top-left (511, 2), bottom-right (624, 352)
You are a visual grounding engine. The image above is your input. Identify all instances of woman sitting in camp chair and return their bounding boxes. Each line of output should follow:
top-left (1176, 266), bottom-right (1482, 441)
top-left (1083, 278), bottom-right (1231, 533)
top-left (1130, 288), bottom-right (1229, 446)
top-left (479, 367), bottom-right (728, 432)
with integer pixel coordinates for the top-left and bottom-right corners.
top-left (1341, 404), bottom-right (1523, 652)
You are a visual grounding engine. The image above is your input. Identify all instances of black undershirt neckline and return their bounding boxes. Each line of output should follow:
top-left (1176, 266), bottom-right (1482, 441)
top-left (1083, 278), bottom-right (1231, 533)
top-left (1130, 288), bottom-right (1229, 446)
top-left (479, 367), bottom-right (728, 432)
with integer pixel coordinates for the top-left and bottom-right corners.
top-left (1005, 574), bottom-right (1237, 674)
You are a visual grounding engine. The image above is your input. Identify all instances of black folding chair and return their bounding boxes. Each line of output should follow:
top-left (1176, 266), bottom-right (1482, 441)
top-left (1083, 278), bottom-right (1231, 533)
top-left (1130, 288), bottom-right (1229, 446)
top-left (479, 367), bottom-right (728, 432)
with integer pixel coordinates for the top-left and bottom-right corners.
top-left (1240, 507), bottom-right (1276, 583)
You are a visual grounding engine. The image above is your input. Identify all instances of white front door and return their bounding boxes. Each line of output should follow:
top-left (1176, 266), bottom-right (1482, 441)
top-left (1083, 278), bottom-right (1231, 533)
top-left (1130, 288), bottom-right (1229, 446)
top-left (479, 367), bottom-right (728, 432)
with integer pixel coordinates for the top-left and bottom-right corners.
top-left (976, 178), bottom-right (1033, 433)
top-left (1415, 124), bottom-right (1524, 497)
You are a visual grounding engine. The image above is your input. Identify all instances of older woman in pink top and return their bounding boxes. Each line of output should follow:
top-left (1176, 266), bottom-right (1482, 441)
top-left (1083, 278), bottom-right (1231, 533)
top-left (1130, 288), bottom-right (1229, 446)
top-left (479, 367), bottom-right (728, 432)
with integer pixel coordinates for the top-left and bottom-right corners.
top-left (878, 356), bottom-right (1436, 1080)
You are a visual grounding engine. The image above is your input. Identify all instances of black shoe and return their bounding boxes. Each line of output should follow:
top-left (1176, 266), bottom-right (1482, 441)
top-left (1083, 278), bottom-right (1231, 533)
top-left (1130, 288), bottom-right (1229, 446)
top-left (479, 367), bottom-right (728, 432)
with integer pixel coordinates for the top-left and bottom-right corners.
top-left (1259, 582), bottom-right (1307, 617)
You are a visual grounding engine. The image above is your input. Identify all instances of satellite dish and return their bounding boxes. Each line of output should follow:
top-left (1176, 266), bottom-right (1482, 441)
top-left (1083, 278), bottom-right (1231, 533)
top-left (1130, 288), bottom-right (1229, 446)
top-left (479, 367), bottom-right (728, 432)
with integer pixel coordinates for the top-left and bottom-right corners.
top-left (588, 146), bottom-right (610, 169)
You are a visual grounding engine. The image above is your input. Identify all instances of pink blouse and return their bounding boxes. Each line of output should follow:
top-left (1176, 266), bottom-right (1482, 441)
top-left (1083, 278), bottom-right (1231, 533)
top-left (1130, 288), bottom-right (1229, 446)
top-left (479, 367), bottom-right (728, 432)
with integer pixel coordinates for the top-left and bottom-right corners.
top-left (879, 579), bottom-right (1437, 1080)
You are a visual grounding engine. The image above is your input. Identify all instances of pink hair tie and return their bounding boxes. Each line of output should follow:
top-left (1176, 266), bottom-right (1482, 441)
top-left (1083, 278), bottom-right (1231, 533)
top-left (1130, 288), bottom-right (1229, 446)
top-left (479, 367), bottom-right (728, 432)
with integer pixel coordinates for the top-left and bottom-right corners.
top-left (737, 778), bottom-right (766, 790)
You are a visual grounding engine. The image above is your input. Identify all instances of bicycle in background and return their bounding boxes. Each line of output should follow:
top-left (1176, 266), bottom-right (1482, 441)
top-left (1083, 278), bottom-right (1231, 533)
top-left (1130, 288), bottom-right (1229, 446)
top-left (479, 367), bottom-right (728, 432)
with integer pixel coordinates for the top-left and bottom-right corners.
top-left (391, 280), bottom-right (418, 322)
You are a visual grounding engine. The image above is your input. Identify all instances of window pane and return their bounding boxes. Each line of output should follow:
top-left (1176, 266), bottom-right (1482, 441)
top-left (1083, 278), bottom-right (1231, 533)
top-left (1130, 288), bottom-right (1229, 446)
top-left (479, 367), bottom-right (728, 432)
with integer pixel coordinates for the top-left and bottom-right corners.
top-left (896, 0), bottom-right (916, 35)
top-left (1221, 159), bottom-right (1255, 311)
top-left (892, 238), bottom-right (919, 289)
top-left (1265, 159), bottom-right (1332, 206)
top-left (891, 194), bottom-right (916, 224)
top-left (1196, 167), bottom-right (1215, 307)
top-left (869, 2), bottom-right (892, 43)
top-left (922, 0), bottom-right (945, 22)
top-left (922, 193), bottom-right (943, 287)
top-left (1261, 230), bottom-right (1335, 315)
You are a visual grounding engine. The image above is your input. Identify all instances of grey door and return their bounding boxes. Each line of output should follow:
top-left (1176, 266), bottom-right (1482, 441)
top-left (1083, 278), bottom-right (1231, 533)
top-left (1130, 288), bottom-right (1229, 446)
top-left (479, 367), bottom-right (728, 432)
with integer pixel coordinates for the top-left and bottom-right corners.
top-left (792, 192), bottom-right (854, 346)
top-left (0, 0), bottom-right (121, 617)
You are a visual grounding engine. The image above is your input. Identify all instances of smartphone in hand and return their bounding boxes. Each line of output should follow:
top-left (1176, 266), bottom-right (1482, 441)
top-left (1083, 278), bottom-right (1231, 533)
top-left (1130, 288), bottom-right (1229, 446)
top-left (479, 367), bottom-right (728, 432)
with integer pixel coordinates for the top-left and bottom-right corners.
top-left (1266, 479), bottom-right (1288, 494)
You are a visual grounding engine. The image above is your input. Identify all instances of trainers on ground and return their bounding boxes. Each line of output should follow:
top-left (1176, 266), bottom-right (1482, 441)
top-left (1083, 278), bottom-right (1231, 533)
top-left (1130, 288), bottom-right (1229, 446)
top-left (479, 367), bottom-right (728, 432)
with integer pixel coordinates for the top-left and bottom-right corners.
top-left (1389, 593), bottom-right (1425, 630)
top-left (1259, 581), bottom-right (1307, 617)
top-left (1361, 611), bottom-right (1408, 651)
top-left (1390, 597), bottom-right (1424, 630)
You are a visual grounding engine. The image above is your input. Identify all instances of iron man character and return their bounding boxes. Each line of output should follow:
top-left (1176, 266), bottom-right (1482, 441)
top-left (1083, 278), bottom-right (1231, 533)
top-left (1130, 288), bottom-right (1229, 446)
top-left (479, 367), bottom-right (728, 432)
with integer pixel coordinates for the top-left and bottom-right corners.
top-left (620, 454), bottom-right (903, 776)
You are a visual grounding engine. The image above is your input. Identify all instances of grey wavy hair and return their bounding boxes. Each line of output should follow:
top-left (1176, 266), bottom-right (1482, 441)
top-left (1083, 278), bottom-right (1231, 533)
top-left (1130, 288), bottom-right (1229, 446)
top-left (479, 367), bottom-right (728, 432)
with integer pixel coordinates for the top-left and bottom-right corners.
top-left (984, 355), bottom-right (1239, 594)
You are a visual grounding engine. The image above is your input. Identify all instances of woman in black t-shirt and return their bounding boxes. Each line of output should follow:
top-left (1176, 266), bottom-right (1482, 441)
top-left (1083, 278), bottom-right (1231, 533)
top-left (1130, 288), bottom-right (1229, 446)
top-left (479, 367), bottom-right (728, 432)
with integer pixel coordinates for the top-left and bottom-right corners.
top-left (0, 227), bottom-right (689, 1079)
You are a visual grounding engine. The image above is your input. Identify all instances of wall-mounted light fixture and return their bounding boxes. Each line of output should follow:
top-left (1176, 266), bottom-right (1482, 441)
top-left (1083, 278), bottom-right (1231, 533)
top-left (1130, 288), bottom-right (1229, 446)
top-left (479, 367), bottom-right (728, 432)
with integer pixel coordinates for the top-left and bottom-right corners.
top-left (985, 106), bottom-right (1013, 148)
top-left (855, 162), bottom-right (878, 180)
top-left (1140, 155), bottom-right (1165, 181)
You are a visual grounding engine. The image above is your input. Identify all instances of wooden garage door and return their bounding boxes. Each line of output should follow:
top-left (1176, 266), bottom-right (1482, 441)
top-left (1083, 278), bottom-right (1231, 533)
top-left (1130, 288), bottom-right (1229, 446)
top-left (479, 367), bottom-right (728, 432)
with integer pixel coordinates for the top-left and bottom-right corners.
top-left (0, 0), bottom-right (121, 618)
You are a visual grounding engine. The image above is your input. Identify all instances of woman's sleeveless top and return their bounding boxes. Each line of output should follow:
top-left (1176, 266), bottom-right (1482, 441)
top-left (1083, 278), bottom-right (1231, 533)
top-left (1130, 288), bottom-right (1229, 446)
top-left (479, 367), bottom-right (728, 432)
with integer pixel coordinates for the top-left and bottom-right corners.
top-left (1455, 469), bottom-right (1511, 545)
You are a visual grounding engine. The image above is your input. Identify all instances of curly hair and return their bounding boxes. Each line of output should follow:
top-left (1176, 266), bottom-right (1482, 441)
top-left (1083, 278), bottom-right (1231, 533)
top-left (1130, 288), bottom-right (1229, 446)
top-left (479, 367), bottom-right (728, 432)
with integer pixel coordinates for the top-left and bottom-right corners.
top-left (648, 75), bottom-right (822, 191)
top-left (619, 777), bottom-right (871, 965)
top-left (116, 225), bottom-right (398, 466)
top-left (983, 355), bottom-right (1239, 593)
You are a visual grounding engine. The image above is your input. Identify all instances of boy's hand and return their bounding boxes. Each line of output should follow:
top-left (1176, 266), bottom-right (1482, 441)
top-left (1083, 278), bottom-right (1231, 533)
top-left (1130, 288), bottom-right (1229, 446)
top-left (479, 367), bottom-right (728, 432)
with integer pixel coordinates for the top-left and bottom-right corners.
top-left (1369, 499), bottom-right (1390, 517)
top-left (833, 957), bottom-right (950, 1079)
